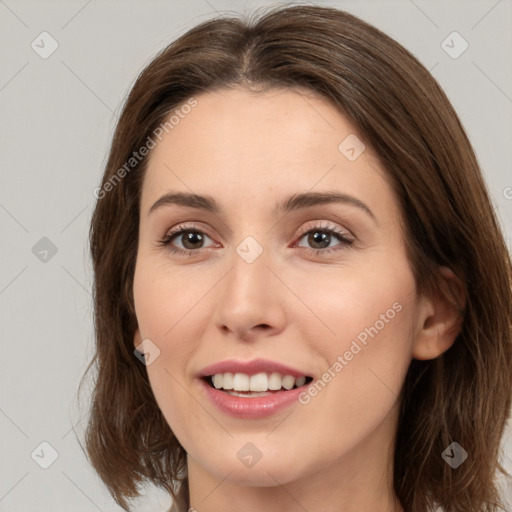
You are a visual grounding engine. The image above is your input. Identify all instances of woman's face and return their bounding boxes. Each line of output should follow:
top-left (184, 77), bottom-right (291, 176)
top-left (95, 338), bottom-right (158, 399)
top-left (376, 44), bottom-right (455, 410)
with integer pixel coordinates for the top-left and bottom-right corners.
top-left (133, 87), bottom-right (430, 495)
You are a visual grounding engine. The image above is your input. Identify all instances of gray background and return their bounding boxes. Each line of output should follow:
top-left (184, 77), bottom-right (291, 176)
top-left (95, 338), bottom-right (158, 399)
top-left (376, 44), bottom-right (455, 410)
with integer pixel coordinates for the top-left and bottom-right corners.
top-left (1, 0), bottom-right (511, 511)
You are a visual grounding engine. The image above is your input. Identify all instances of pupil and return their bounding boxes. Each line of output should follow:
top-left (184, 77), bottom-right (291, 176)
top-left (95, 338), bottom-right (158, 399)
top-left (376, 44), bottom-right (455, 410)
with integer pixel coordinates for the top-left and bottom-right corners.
top-left (309, 231), bottom-right (329, 249)
top-left (183, 231), bottom-right (203, 249)
top-left (181, 230), bottom-right (331, 250)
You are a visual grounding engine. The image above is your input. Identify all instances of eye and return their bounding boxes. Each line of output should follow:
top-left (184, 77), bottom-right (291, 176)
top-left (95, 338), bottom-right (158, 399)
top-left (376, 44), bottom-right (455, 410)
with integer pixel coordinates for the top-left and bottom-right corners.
top-left (294, 223), bottom-right (354, 255)
top-left (158, 225), bottom-right (216, 256)
top-left (158, 222), bottom-right (354, 257)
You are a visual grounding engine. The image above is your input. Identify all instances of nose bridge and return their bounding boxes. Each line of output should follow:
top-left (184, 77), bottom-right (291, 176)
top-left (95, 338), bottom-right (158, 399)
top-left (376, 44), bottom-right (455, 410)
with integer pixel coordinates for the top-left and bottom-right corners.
top-left (224, 238), bottom-right (272, 313)
top-left (214, 236), bottom-right (286, 338)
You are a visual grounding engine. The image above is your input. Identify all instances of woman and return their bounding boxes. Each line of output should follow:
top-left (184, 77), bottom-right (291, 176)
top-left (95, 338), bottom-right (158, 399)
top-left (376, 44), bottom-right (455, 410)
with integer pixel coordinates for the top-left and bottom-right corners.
top-left (83, 5), bottom-right (512, 511)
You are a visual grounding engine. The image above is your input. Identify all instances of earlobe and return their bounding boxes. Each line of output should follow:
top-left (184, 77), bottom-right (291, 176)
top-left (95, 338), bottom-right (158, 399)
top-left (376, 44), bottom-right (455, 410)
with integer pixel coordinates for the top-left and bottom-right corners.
top-left (412, 266), bottom-right (466, 360)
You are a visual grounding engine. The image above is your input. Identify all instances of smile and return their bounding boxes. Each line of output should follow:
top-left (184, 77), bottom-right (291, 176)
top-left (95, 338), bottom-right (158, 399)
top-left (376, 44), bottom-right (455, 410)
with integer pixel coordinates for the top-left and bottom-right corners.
top-left (199, 359), bottom-right (313, 418)
top-left (207, 372), bottom-right (310, 395)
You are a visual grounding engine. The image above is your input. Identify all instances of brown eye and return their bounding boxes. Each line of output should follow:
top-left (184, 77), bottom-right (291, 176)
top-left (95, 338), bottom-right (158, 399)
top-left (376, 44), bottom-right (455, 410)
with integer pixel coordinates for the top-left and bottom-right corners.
top-left (177, 230), bottom-right (206, 250)
top-left (160, 226), bottom-right (216, 255)
top-left (305, 230), bottom-right (333, 249)
top-left (295, 225), bottom-right (354, 254)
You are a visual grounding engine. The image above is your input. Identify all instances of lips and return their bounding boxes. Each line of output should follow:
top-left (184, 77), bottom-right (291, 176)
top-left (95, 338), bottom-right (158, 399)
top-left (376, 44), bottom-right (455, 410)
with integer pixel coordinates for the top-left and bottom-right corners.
top-left (200, 358), bottom-right (311, 379)
top-left (199, 358), bottom-right (313, 418)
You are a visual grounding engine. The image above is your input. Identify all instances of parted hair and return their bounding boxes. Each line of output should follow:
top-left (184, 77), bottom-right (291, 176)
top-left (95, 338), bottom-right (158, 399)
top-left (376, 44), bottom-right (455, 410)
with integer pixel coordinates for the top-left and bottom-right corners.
top-left (82, 5), bottom-right (512, 511)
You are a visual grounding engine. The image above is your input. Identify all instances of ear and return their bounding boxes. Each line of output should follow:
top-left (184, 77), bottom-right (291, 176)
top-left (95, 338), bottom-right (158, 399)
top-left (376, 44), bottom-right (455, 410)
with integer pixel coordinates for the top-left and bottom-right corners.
top-left (412, 266), bottom-right (466, 360)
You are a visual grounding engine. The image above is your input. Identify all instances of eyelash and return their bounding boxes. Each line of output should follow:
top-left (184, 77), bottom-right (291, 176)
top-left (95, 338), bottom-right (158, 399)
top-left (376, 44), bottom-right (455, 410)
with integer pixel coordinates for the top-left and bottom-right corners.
top-left (158, 223), bottom-right (354, 257)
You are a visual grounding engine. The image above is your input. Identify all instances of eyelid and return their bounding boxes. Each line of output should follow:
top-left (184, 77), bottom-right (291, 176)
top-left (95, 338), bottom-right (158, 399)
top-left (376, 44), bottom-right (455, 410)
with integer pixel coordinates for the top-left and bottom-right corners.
top-left (159, 220), bottom-right (355, 256)
top-left (294, 221), bottom-right (354, 242)
top-left (160, 223), bottom-right (217, 249)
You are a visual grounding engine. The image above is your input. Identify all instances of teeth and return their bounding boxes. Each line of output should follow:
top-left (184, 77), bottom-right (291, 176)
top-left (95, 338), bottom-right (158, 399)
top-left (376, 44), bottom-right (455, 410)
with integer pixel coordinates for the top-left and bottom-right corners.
top-left (282, 375), bottom-right (295, 390)
top-left (209, 372), bottom-right (308, 392)
top-left (250, 373), bottom-right (268, 392)
top-left (223, 372), bottom-right (234, 390)
top-left (212, 374), bottom-right (223, 389)
top-left (295, 376), bottom-right (306, 387)
top-left (268, 372), bottom-right (282, 390)
top-left (233, 373), bottom-right (250, 391)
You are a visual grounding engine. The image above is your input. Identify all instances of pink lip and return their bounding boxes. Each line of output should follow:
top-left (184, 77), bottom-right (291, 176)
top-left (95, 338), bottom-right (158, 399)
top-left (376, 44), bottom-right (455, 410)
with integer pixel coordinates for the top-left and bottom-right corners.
top-left (200, 358), bottom-right (307, 378)
top-left (198, 358), bottom-right (311, 419)
top-left (199, 379), bottom-right (307, 419)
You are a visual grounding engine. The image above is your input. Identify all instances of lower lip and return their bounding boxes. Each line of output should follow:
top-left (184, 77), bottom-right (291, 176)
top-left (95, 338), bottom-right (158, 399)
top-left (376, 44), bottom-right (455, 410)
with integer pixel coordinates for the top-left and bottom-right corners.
top-left (200, 379), bottom-right (305, 419)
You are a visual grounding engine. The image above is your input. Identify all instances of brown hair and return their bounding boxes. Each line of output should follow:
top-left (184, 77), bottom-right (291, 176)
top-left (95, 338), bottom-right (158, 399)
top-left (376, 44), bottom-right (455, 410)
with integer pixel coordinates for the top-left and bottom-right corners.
top-left (82, 5), bottom-right (512, 511)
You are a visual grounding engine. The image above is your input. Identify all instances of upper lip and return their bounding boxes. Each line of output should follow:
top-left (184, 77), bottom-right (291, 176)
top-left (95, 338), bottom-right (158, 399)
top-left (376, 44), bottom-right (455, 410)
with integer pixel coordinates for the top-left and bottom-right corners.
top-left (200, 358), bottom-right (310, 378)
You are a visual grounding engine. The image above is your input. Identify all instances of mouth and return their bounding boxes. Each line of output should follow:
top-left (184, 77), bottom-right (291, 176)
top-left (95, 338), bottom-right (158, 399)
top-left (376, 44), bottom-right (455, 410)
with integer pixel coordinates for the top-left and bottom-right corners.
top-left (198, 358), bottom-right (314, 418)
top-left (203, 372), bottom-right (313, 397)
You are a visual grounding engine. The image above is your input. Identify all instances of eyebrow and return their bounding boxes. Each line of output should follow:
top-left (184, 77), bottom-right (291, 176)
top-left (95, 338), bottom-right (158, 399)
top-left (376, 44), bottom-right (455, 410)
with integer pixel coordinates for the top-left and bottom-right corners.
top-left (148, 190), bottom-right (377, 222)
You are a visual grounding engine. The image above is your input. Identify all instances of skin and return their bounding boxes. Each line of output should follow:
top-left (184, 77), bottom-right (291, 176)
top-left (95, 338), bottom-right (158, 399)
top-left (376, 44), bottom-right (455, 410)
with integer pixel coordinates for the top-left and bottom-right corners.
top-left (132, 87), bottom-right (463, 512)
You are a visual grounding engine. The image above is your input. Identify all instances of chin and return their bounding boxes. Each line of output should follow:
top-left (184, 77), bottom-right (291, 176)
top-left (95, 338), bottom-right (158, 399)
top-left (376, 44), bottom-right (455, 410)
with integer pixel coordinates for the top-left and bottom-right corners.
top-left (191, 448), bottom-right (309, 487)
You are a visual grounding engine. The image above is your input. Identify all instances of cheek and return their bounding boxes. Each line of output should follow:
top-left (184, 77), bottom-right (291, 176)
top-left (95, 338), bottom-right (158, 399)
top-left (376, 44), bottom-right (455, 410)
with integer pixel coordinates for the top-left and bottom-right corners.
top-left (295, 259), bottom-right (416, 352)
top-left (296, 262), bottom-right (417, 417)
top-left (132, 260), bottom-right (218, 426)
top-left (290, 287), bottom-right (416, 471)
top-left (133, 259), bottom-right (213, 345)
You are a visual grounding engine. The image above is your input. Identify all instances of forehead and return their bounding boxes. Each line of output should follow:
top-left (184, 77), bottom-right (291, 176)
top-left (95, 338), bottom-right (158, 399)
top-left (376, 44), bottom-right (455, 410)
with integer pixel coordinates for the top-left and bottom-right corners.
top-left (152, 86), bottom-right (357, 159)
top-left (141, 86), bottom-right (391, 216)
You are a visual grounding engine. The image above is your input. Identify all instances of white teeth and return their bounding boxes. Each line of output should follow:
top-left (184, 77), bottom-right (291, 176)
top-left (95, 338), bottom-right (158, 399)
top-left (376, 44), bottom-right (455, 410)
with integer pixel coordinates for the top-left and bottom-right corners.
top-left (250, 373), bottom-right (268, 392)
top-left (295, 376), bottom-right (306, 387)
top-left (268, 372), bottom-right (282, 390)
top-left (229, 390), bottom-right (270, 397)
top-left (281, 375), bottom-right (295, 390)
top-left (222, 372), bottom-right (234, 390)
top-left (233, 373), bottom-right (250, 391)
top-left (209, 372), bottom-right (308, 392)
top-left (212, 374), bottom-right (223, 389)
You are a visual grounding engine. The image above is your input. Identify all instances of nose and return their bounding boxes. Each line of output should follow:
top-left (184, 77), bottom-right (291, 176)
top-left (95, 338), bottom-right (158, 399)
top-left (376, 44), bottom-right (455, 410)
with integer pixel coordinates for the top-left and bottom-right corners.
top-left (213, 244), bottom-right (287, 342)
